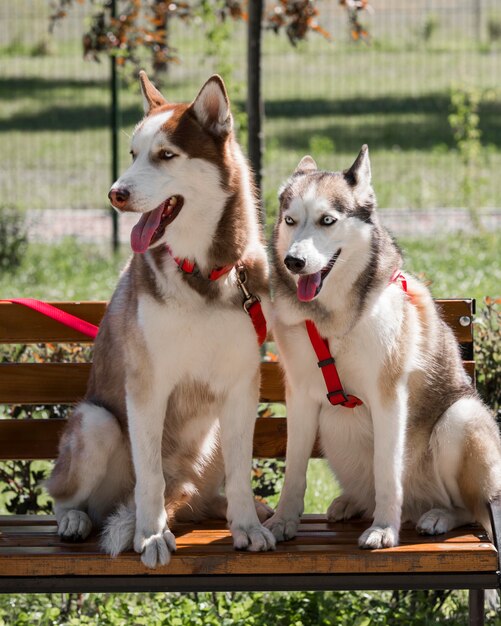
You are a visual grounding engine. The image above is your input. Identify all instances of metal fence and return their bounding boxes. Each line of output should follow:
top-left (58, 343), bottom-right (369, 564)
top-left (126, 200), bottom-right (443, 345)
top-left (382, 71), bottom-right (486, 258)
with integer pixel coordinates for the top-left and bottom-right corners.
top-left (1, 0), bottom-right (500, 245)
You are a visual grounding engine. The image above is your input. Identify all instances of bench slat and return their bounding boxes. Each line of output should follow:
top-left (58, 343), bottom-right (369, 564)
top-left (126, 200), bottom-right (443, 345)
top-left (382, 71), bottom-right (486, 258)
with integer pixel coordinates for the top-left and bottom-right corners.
top-left (0, 360), bottom-right (474, 406)
top-left (0, 300), bottom-right (474, 344)
top-left (0, 417), bottom-right (293, 460)
top-left (0, 516), bottom-right (495, 577)
top-left (0, 302), bottom-right (106, 343)
top-left (0, 361), bottom-right (286, 404)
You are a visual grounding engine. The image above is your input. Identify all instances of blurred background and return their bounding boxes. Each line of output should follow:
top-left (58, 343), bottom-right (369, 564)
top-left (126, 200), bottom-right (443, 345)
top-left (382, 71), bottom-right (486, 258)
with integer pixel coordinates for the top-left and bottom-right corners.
top-left (1, 0), bottom-right (501, 239)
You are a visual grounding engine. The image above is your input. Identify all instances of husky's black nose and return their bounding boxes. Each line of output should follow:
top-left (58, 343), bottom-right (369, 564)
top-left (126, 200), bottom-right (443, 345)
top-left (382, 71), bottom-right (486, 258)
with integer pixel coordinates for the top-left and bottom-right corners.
top-left (284, 255), bottom-right (306, 273)
top-left (108, 187), bottom-right (130, 210)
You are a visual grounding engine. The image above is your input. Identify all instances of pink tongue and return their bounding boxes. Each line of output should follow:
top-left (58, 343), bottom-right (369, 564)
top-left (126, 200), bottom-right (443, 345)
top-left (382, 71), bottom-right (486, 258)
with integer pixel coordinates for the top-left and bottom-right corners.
top-left (297, 272), bottom-right (322, 302)
top-left (130, 204), bottom-right (165, 253)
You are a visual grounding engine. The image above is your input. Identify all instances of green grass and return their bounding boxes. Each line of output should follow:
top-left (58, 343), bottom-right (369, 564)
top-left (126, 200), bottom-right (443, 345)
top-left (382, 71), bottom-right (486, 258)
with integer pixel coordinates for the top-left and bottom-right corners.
top-left (1, 2), bottom-right (501, 213)
top-left (401, 232), bottom-right (501, 301)
top-left (1, 231), bottom-right (498, 303)
top-left (0, 239), bottom-right (128, 300)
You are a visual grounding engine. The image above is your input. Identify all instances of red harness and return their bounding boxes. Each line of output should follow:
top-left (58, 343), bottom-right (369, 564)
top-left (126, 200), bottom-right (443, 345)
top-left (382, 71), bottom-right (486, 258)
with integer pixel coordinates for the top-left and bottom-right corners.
top-left (305, 270), bottom-right (408, 409)
top-left (1, 259), bottom-right (267, 346)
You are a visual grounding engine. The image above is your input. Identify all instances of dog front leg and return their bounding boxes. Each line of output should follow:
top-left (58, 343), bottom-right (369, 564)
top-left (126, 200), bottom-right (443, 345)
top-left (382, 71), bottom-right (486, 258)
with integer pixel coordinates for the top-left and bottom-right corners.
top-left (219, 379), bottom-right (276, 552)
top-left (265, 391), bottom-right (320, 541)
top-left (358, 385), bottom-right (407, 549)
top-left (126, 387), bottom-right (175, 568)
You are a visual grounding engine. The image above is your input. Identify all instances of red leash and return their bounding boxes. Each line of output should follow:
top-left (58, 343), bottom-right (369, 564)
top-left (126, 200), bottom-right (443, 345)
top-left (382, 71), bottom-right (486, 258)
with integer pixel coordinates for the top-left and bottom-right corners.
top-left (305, 269), bottom-right (408, 409)
top-left (0, 298), bottom-right (99, 339)
top-left (1, 262), bottom-right (267, 346)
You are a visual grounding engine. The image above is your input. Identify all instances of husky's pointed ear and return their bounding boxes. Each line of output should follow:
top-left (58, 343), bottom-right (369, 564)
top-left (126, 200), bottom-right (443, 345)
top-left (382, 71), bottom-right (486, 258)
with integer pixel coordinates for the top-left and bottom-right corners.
top-left (343, 144), bottom-right (374, 202)
top-left (139, 70), bottom-right (167, 114)
top-left (294, 155), bottom-right (318, 174)
top-left (190, 75), bottom-right (232, 137)
top-left (344, 144), bottom-right (371, 192)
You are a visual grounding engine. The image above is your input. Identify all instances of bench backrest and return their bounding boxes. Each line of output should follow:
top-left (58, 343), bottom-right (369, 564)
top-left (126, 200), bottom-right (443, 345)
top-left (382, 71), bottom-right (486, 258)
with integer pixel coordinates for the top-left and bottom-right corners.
top-left (0, 299), bottom-right (475, 461)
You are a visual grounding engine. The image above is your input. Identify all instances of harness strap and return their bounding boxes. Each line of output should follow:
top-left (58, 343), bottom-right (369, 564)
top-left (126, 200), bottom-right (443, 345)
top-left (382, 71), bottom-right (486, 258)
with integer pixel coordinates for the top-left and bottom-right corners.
top-left (235, 264), bottom-right (267, 346)
top-left (246, 300), bottom-right (267, 346)
top-left (305, 268), bottom-right (408, 409)
top-left (0, 298), bottom-right (99, 339)
top-left (390, 269), bottom-right (408, 293)
top-left (305, 319), bottom-right (363, 409)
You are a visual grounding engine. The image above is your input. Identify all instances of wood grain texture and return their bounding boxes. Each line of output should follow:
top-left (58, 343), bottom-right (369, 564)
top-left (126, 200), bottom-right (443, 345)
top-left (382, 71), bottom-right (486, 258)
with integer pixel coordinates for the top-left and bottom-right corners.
top-left (0, 515), bottom-right (496, 577)
top-left (0, 302), bottom-right (107, 343)
top-left (0, 363), bottom-right (283, 404)
top-left (0, 417), bottom-right (293, 460)
top-left (0, 300), bottom-right (473, 344)
top-left (0, 363), bottom-right (91, 404)
top-left (435, 299), bottom-right (474, 343)
top-left (0, 360), bottom-right (475, 460)
top-left (0, 360), bottom-right (474, 406)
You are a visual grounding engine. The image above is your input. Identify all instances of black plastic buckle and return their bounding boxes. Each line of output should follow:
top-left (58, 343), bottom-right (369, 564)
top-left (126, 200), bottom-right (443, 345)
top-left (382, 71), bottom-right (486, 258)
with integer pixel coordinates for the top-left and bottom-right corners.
top-left (326, 389), bottom-right (349, 405)
top-left (318, 357), bottom-right (335, 368)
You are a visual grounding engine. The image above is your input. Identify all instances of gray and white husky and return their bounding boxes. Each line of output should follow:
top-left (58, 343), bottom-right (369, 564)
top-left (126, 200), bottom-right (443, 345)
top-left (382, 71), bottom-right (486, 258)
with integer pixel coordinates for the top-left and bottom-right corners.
top-left (47, 72), bottom-right (275, 568)
top-left (265, 146), bottom-right (501, 549)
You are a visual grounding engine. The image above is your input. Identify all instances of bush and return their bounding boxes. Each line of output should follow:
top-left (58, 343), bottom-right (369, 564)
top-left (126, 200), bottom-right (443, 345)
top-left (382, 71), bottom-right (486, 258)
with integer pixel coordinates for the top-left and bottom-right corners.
top-left (487, 16), bottom-right (501, 43)
top-left (475, 298), bottom-right (501, 419)
top-left (421, 13), bottom-right (439, 43)
top-left (0, 206), bottom-right (28, 274)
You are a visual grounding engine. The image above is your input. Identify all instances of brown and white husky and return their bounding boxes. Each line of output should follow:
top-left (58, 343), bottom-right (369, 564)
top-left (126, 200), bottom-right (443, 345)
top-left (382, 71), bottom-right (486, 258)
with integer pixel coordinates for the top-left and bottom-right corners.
top-left (47, 72), bottom-right (275, 568)
top-left (265, 146), bottom-right (501, 549)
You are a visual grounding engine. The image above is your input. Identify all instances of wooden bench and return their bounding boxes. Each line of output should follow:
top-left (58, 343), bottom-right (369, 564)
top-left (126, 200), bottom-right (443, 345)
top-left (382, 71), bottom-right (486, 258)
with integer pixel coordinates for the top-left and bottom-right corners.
top-left (0, 299), bottom-right (499, 625)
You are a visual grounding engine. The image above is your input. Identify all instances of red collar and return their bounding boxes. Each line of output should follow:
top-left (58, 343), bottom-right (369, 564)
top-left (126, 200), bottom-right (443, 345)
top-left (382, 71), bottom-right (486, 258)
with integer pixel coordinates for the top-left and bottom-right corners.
top-left (306, 269), bottom-right (407, 409)
top-left (165, 246), bottom-right (233, 281)
top-left (165, 247), bottom-right (268, 346)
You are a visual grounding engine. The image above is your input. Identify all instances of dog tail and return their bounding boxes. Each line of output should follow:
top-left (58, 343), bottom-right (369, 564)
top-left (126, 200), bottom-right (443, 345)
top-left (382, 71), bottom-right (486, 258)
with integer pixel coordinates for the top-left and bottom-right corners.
top-left (100, 503), bottom-right (135, 557)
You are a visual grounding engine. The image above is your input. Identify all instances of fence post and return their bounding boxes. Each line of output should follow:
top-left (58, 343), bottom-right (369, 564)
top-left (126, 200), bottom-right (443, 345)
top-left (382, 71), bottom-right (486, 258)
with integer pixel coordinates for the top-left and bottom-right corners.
top-left (474, 0), bottom-right (485, 43)
top-left (247, 0), bottom-right (264, 221)
top-left (110, 0), bottom-right (119, 252)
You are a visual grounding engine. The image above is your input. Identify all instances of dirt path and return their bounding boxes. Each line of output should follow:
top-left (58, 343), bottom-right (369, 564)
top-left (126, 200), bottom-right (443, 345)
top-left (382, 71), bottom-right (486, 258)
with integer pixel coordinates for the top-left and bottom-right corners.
top-left (25, 208), bottom-right (501, 245)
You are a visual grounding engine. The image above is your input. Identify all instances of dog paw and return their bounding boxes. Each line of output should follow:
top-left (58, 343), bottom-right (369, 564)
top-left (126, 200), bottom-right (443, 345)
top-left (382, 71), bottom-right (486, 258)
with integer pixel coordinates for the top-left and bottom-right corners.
top-left (58, 510), bottom-right (92, 542)
top-left (263, 514), bottom-right (299, 542)
top-left (134, 528), bottom-right (176, 569)
top-left (231, 524), bottom-right (276, 552)
top-left (255, 499), bottom-right (274, 522)
top-left (358, 524), bottom-right (398, 549)
top-left (416, 509), bottom-right (452, 535)
top-left (327, 495), bottom-right (361, 522)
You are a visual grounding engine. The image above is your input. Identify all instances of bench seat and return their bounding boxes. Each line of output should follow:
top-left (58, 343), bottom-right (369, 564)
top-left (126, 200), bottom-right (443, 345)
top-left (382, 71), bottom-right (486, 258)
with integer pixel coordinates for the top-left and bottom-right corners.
top-left (0, 514), bottom-right (498, 593)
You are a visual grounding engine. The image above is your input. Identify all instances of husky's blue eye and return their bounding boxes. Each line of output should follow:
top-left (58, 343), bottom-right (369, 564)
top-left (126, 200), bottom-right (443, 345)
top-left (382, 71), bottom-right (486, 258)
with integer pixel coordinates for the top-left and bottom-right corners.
top-left (320, 215), bottom-right (337, 226)
top-left (160, 150), bottom-right (176, 160)
top-left (284, 215), bottom-right (295, 226)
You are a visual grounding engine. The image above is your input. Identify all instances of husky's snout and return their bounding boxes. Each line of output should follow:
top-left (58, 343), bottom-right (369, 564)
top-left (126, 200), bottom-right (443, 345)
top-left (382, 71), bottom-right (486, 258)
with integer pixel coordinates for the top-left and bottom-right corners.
top-left (284, 255), bottom-right (306, 273)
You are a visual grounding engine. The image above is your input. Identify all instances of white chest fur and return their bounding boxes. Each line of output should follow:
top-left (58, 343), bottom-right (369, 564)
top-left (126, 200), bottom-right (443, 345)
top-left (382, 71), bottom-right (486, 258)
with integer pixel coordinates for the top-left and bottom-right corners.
top-left (137, 289), bottom-right (262, 395)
